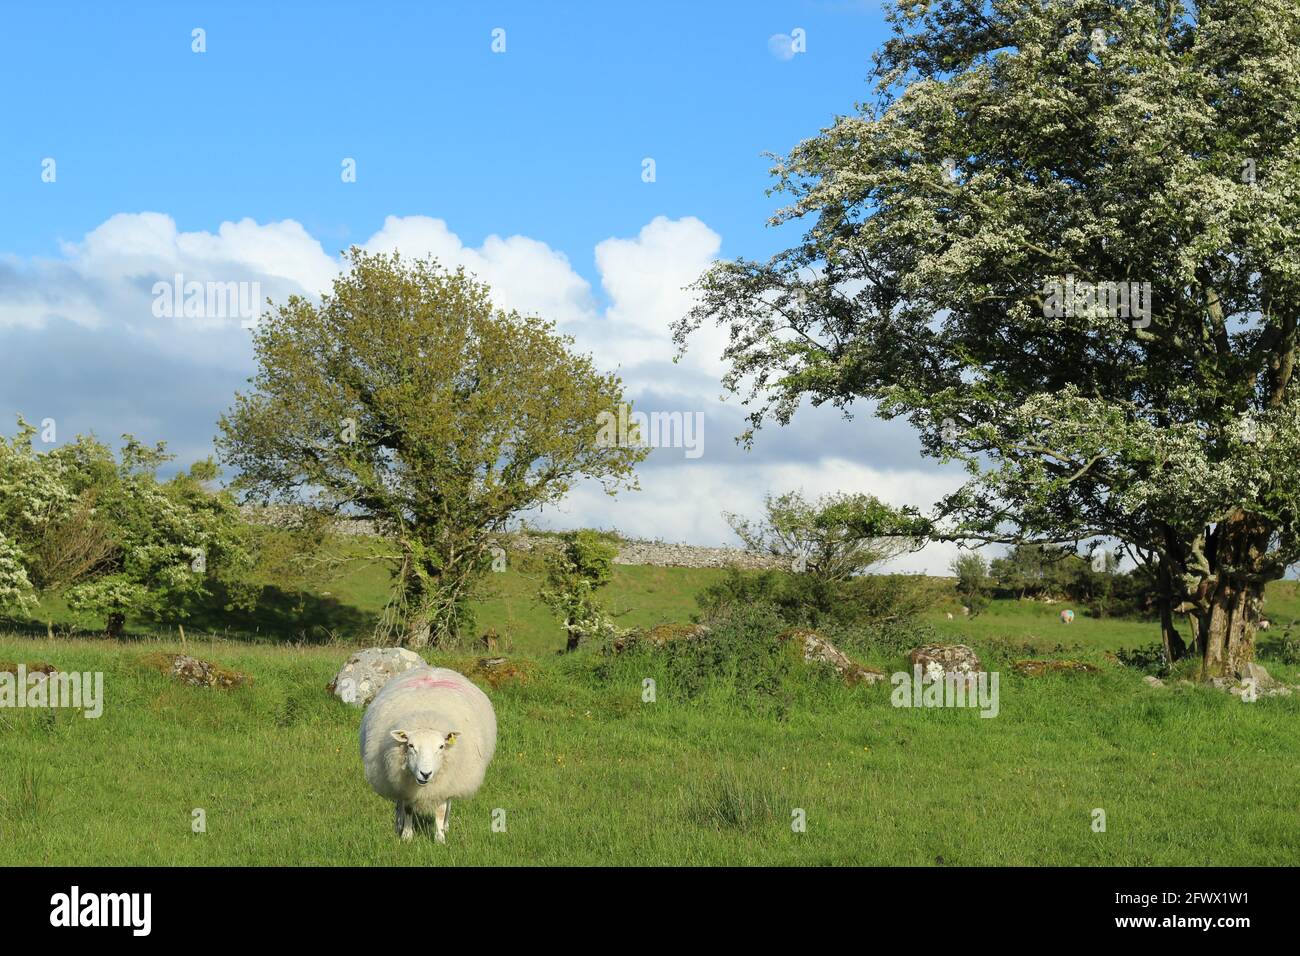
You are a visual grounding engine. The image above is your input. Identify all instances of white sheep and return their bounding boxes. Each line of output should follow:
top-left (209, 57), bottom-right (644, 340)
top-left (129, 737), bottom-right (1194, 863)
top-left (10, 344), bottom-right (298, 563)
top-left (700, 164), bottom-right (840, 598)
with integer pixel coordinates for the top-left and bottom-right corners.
top-left (359, 665), bottom-right (497, 843)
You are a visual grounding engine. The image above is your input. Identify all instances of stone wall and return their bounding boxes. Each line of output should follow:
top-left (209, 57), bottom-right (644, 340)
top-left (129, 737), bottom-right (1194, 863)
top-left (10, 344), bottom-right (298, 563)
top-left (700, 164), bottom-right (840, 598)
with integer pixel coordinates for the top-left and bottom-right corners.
top-left (239, 505), bottom-right (787, 571)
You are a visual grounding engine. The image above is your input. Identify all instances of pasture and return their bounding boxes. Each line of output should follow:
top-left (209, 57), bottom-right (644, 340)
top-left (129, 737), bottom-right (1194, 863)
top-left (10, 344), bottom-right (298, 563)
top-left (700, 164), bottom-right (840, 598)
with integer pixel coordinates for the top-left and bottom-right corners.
top-left (2, 563), bottom-right (1299, 866)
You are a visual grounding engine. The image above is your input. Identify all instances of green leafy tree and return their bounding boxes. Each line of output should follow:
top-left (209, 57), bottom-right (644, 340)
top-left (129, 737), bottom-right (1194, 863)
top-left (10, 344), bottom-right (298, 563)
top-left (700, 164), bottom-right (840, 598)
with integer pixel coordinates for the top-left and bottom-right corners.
top-left (217, 250), bottom-right (646, 648)
top-left (541, 530), bottom-right (622, 651)
top-left (676, 0), bottom-right (1300, 678)
top-left (725, 490), bottom-right (916, 582)
top-left (0, 419), bottom-right (257, 636)
top-left (950, 552), bottom-right (991, 617)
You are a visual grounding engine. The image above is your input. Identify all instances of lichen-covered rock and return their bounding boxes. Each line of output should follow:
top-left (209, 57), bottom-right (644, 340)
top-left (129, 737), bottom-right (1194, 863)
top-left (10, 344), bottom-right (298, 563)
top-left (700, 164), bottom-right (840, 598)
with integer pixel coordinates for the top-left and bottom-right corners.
top-left (0, 661), bottom-right (58, 677)
top-left (142, 653), bottom-right (252, 690)
top-left (1143, 675), bottom-right (1166, 688)
top-left (328, 647), bottom-right (426, 707)
top-left (1239, 661), bottom-right (1276, 688)
top-left (610, 623), bottom-right (710, 653)
top-left (461, 656), bottom-right (537, 689)
top-left (777, 628), bottom-right (888, 686)
top-left (1012, 659), bottom-right (1101, 677)
top-left (907, 643), bottom-right (984, 680)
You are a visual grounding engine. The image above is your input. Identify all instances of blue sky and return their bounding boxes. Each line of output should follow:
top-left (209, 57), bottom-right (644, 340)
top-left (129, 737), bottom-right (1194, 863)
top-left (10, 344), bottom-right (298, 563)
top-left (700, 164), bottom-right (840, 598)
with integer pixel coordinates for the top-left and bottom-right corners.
top-left (0, 1), bottom-right (971, 570)
top-left (2, 0), bottom-right (884, 270)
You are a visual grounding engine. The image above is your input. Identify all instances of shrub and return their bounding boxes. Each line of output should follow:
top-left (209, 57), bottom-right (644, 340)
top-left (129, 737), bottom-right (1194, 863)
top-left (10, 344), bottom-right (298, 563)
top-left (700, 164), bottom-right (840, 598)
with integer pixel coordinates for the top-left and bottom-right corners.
top-left (695, 567), bottom-right (927, 630)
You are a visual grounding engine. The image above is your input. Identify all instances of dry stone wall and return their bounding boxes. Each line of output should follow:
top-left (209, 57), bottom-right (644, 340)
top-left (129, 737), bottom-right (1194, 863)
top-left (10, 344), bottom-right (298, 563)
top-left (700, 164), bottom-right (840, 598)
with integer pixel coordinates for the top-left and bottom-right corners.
top-left (239, 505), bottom-right (787, 571)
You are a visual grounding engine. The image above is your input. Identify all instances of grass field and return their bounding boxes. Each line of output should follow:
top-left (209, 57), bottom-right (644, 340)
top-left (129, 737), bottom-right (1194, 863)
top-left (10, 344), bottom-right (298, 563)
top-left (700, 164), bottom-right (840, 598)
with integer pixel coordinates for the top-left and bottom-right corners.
top-left (2, 553), bottom-right (1300, 866)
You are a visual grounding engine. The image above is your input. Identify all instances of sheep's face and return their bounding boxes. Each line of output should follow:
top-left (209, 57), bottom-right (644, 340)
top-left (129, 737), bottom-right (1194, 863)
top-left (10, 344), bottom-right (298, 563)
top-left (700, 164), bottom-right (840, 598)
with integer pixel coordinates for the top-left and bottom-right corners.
top-left (390, 729), bottom-right (459, 786)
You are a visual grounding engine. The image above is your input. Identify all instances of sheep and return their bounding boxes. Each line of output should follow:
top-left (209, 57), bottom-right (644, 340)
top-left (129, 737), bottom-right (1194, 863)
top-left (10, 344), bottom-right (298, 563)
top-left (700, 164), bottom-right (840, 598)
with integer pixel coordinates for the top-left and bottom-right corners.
top-left (359, 665), bottom-right (497, 843)
top-left (1060, 609), bottom-right (1075, 624)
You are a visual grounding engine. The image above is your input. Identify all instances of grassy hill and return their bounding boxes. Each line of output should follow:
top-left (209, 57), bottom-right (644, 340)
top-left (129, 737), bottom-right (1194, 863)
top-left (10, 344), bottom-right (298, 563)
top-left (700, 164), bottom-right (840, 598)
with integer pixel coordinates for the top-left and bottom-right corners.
top-left (3, 537), bottom-right (1300, 866)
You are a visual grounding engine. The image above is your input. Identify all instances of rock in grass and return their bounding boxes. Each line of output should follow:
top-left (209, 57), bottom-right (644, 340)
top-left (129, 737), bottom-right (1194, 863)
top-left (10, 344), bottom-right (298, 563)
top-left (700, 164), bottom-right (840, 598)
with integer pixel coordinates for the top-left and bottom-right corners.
top-left (328, 647), bottom-right (426, 707)
top-left (1012, 659), bottom-right (1100, 677)
top-left (0, 661), bottom-right (58, 676)
top-left (141, 652), bottom-right (252, 690)
top-left (461, 656), bottom-right (537, 689)
top-left (610, 623), bottom-right (710, 652)
top-left (776, 628), bottom-right (888, 686)
top-left (907, 643), bottom-right (984, 680)
top-left (1238, 661), bottom-right (1275, 688)
top-left (1142, 675), bottom-right (1165, 688)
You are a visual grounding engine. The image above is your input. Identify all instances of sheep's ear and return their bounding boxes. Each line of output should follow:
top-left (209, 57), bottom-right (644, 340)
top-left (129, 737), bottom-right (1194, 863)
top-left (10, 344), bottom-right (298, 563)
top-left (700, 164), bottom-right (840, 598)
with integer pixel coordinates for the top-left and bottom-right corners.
top-left (444, 732), bottom-right (458, 747)
top-left (390, 730), bottom-right (409, 745)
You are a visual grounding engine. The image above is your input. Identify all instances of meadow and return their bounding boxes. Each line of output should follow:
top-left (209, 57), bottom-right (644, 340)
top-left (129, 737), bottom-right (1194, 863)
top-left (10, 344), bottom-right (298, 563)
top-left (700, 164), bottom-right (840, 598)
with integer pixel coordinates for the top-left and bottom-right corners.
top-left (2, 553), bottom-right (1299, 866)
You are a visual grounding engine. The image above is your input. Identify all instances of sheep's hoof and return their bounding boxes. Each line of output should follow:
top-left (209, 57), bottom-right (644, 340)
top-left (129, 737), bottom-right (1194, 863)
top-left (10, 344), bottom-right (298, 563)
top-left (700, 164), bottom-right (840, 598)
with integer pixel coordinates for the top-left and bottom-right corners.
top-left (401, 828), bottom-right (415, 843)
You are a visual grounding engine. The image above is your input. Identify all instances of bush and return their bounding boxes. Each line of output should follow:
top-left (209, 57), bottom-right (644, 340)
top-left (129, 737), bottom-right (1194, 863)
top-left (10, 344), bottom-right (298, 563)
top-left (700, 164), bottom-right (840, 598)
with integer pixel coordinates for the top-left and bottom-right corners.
top-left (1258, 630), bottom-right (1300, 665)
top-left (695, 567), bottom-right (927, 630)
top-left (949, 553), bottom-right (990, 616)
top-left (1115, 642), bottom-right (1169, 675)
top-left (591, 603), bottom-right (827, 714)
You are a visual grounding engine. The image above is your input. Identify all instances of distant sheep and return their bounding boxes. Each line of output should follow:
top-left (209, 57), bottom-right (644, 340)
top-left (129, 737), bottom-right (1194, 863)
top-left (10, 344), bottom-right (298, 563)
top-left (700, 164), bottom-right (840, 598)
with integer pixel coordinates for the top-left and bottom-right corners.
top-left (1060, 609), bottom-right (1075, 624)
top-left (360, 666), bottom-right (497, 843)
top-left (1259, 619), bottom-right (1271, 631)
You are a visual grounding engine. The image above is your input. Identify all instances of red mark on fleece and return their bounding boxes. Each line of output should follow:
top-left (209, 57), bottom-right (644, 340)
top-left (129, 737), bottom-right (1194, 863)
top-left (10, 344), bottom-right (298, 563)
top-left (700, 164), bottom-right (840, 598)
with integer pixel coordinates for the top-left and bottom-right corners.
top-left (398, 675), bottom-right (467, 693)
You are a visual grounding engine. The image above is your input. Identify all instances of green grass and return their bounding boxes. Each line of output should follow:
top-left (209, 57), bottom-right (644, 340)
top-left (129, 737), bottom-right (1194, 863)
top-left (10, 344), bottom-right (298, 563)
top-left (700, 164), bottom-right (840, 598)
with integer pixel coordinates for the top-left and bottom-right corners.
top-left (1, 619), bottom-right (1298, 865)
top-left (7, 535), bottom-right (739, 657)
top-left (4, 550), bottom-right (1300, 865)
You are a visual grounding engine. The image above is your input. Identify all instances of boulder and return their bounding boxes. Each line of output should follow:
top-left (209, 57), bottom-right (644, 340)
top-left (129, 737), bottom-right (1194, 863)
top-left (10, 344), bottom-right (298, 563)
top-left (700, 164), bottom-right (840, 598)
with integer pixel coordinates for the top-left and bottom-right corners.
top-left (610, 623), bottom-right (710, 653)
top-left (0, 661), bottom-right (58, 677)
top-left (142, 653), bottom-right (251, 690)
top-left (778, 628), bottom-right (888, 686)
top-left (328, 647), bottom-right (426, 707)
top-left (1012, 659), bottom-right (1100, 677)
top-left (1143, 675), bottom-right (1165, 688)
top-left (1239, 661), bottom-right (1276, 688)
top-left (907, 643), bottom-right (984, 681)
top-left (461, 656), bottom-right (537, 689)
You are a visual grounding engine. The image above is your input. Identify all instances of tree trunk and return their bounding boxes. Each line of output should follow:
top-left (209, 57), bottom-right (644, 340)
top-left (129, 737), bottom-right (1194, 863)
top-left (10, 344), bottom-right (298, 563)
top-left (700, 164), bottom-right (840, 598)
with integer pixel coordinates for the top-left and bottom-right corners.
top-left (1156, 559), bottom-right (1188, 665)
top-left (1192, 580), bottom-right (1262, 679)
top-left (105, 612), bottom-right (125, 640)
top-left (404, 606), bottom-right (434, 649)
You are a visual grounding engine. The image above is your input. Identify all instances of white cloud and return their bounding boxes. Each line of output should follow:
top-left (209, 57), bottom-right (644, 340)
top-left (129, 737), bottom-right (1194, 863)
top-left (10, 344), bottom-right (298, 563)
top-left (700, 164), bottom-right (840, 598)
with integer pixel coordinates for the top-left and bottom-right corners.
top-left (0, 211), bottom-right (965, 572)
top-left (363, 215), bottom-right (597, 326)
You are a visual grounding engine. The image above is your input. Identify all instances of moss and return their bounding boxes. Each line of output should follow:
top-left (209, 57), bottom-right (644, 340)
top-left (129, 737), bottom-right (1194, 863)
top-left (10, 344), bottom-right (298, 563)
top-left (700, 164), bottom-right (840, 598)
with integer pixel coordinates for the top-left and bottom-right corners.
top-left (460, 656), bottom-right (538, 689)
top-left (0, 661), bottom-right (58, 676)
top-left (138, 652), bottom-right (253, 690)
top-left (1011, 659), bottom-right (1101, 677)
top-left (609, 622), bottom-right (709, 652)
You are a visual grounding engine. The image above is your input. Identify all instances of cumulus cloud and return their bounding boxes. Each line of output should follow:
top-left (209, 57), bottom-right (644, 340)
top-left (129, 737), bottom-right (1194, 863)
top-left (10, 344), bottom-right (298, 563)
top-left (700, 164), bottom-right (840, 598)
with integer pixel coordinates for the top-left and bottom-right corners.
top-left (363, 215), bottom-right (597, 326)
top-left (0, 211), bottom-right (965, 572)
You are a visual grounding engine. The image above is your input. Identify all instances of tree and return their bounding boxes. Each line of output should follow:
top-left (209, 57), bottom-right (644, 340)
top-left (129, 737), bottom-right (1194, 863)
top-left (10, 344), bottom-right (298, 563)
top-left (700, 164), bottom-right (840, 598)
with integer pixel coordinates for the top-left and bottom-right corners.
top-left (950, 552), bottom-right (990, 617)
top-left (725, 490), bottom-right (915, 582)
top-left (990, 543), bottom-right (1074, 598)
top-left (675, 0), bottom-right (1300, 679)
top-left (218, 250), bottom-right (647, 648)
top-left (0, 418), bottom-right (257, 636)
top-left (540, 530), bottom-right (622, 651)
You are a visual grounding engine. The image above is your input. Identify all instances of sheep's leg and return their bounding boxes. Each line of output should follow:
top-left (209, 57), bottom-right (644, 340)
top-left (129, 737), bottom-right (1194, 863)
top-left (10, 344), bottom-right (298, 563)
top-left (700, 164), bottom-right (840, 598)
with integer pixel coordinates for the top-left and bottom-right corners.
top-left (434, 800), bottom-right (449, 844)
top-left (394, 801), bottom-right (404, 837)
top-left (398, 801), bottom-right (414, 842)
